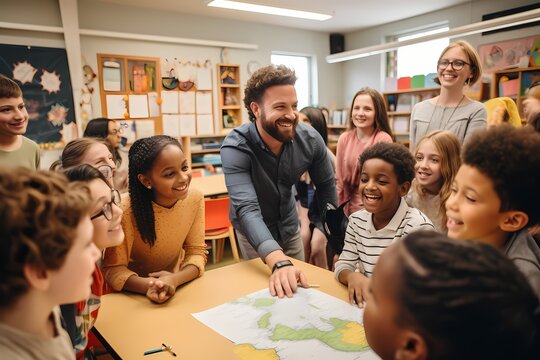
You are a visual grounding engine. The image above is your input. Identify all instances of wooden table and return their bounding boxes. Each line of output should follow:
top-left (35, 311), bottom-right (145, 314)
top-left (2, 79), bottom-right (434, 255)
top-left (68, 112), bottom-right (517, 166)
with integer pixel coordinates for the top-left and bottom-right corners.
top-left (93, 259), bottom-right (353, 359)
top-left (190, 173), bottom-right (227, 198)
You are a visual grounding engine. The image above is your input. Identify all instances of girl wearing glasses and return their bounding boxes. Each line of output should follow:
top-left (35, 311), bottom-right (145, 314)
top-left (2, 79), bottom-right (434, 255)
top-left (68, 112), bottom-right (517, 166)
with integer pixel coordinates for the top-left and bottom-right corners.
top-left (409, 40), bottom-right (487, 150)
top-left (103, 135), bottom-right (207, 304)
top-left (60, 164), bottom-right (124, 359)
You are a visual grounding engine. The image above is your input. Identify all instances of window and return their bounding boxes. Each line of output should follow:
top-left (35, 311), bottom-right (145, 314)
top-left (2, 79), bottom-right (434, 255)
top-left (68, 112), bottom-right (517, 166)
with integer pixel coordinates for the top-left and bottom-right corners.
top-left (387, 25), bottom-right (449, 79)
top-left (271, 53), bottom-right (314, 110)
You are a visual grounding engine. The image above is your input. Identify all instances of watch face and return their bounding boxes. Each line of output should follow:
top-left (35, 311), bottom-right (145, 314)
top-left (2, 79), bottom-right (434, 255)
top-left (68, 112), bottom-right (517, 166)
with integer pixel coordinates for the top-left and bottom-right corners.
top-left (247, 60), bottom-right (261, 76)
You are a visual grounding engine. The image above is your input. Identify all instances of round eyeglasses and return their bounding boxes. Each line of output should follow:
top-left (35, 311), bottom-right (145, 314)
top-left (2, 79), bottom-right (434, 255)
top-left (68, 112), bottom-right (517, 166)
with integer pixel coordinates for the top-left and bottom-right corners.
top-left (437, 59), bottom-right (470, 71)
top-left (97, 164), bottom-right (114, 181)
top-left (91, 189), bottom-right (121, 221)
top-left (109, 128), bottom-right (124, 136)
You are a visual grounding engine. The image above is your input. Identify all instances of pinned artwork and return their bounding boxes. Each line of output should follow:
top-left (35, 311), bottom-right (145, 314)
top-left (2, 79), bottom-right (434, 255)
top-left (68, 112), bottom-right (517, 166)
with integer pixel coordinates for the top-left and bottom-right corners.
top-left (0, 44), bottom-right (76, 144)
top-left (12, 61), bottom-right (37, 84)
top-left (479, 35), bottom-right (539, 74)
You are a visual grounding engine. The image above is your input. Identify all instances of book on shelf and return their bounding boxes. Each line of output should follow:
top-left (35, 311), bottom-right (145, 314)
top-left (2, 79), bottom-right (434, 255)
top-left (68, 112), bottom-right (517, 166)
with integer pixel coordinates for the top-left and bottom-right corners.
top-left (395, 94), bottom-right (412, 112)
top-left (329, 109), bottom-right (348, 126)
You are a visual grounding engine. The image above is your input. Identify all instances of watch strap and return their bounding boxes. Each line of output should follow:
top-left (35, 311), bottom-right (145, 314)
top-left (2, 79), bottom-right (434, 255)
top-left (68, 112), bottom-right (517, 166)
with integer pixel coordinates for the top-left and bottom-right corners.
top-left (272, 259), bottom-right (293, 273)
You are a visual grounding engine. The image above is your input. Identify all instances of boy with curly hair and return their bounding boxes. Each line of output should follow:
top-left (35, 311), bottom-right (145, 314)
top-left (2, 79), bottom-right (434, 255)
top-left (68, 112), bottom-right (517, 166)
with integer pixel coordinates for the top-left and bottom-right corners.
top-left (446, 125), bottom-right (540, 298)
top-left (335, 142), bottom-right (434, 307)
top-left (0, 167), bottom-right (100, 358)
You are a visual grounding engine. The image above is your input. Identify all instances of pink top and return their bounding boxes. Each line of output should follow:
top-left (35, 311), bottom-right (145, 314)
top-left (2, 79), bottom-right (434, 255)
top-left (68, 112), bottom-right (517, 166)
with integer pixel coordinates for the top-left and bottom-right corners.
top-left (336, 129), bottom-right (393, 216)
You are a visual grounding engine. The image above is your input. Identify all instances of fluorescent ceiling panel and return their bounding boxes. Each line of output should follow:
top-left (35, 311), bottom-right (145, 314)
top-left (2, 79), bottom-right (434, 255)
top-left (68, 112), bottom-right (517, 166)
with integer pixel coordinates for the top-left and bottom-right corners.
top-left (326, 8), bottom-right (540, 63)
top-left (208, 0), bottom-right (332, 21)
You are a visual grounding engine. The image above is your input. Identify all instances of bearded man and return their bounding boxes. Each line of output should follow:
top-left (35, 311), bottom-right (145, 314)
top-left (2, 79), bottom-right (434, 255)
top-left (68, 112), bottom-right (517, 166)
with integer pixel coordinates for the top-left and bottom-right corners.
top-left (221, 65), bottom-right (337, 298)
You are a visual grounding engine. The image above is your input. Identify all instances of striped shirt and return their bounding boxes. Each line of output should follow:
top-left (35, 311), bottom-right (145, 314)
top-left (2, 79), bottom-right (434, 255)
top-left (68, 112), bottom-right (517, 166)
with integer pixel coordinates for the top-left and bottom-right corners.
top-left (334, 198), bottom-right (434, 279)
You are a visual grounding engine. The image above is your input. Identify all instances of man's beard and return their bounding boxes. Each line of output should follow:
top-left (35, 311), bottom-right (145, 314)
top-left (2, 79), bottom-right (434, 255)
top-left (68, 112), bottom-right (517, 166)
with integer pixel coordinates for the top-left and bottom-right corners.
top-left (260, 109), bottom-right (297, 143)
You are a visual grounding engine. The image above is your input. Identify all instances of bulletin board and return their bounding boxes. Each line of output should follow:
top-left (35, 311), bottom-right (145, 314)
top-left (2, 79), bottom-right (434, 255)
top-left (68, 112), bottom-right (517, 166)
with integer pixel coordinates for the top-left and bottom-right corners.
top-left (0, 44), bottom-right (76, 144)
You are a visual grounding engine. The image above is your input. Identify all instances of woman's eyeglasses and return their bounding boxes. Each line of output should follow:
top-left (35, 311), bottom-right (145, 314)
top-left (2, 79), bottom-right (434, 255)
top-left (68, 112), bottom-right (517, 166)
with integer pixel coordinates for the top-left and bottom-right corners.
top-left (91, 189), bottom-right (121, 221)
top-left (97, 164), bottom-right (114, 181)
top-left (437, 59), bottom-right (470, 71)
top-left (109, 128), bottom-right (124, 135)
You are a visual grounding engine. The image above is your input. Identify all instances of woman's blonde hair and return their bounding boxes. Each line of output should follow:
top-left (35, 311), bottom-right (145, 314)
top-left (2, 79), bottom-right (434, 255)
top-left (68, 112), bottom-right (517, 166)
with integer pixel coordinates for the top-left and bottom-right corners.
top-left (414, 130), bottom-right (461, 230)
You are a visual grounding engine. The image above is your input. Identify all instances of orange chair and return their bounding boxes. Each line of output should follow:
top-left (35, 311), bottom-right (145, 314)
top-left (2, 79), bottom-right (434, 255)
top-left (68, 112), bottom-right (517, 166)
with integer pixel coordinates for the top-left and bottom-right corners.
top-left (205, 197), bottom-right (240, 264)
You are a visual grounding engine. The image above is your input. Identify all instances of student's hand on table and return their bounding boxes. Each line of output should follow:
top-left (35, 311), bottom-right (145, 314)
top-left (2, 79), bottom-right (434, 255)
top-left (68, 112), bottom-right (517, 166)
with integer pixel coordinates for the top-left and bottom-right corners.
top-left (346, 273), bottom-right (370, 308)
top-left (146, 271), bottom-right (177, 303)
top-left (269, 266), bottom-right (308, 298)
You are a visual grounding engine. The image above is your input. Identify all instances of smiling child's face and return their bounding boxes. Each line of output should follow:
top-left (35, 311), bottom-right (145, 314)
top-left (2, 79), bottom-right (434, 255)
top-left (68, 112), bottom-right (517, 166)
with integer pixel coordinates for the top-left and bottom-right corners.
top-left (359, 158), bottom-right (409, 229)
top-left (445, 164), bottom-right (508, 247)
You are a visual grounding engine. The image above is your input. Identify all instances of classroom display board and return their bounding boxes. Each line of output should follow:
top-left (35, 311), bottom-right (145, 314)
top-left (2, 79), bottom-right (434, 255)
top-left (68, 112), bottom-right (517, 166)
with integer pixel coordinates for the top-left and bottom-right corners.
top-left (160, 58), bottom-right (215, 137)
top-left (0, 44), bottom-right (77, 145)
top-left (97, 54), bottom-right (215, 143)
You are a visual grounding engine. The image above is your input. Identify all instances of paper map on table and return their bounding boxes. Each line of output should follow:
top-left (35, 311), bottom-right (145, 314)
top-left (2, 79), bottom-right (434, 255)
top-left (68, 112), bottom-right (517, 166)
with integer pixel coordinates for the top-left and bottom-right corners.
top-left (192, 288), bottom-right (379, 359)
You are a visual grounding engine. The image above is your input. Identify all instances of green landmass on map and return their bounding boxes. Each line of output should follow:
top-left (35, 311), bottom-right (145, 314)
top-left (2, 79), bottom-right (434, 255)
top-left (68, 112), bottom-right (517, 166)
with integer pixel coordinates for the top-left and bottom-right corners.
top-left (269, 317), bottom-right (369, 352)
top-left (253, 298), bottom-right (277, 307)
top-left (258, 313), bottom-right (272, 329)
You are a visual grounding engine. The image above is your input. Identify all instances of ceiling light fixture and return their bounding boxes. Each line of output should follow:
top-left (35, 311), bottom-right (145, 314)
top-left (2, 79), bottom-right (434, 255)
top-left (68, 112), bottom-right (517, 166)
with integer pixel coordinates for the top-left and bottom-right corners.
top-left (326, 8), bottom-right (540, 63)
top-left (207, 0), bottom-right (332, 21)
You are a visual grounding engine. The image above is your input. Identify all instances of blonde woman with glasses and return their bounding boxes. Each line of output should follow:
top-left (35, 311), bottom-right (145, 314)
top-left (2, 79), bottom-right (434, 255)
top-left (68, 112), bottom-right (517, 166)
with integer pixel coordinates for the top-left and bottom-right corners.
top-left (409, 40), bottom-right (487, 150)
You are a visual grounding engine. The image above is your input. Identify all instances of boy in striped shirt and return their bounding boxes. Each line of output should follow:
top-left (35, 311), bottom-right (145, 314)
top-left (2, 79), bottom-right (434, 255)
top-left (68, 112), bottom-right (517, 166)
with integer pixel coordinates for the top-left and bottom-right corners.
top-left (335, 142), bottom-right (434, 307)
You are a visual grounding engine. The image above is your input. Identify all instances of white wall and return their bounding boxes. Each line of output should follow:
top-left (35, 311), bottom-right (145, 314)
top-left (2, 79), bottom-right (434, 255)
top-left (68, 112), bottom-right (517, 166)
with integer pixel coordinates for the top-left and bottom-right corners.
top-left (1, 0), bottom-right (538, 118)
top-left (0, 0), bottom-right (342, 122)
top-left (341, 0), bottom-right (540, 107)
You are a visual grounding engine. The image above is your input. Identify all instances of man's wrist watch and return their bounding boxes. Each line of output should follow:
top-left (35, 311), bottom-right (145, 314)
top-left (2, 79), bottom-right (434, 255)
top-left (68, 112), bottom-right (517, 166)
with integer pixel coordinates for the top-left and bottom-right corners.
top-left (272, 259), bottom-right (293, 273)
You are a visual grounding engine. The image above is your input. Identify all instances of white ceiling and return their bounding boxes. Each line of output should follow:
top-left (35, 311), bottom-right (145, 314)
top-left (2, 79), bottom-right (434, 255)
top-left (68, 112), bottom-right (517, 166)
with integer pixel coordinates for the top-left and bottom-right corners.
top-left (100, 0), bottom-right (472, 33)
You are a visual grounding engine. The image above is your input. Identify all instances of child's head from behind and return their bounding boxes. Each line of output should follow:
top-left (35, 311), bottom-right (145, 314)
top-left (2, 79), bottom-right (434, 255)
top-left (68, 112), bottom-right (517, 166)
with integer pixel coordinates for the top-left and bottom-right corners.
top-left (446, 125), bottom-right (540, 245)
top-left (0, 74), bottom-right (28, 138)
top-left (0, 167), bottom-right (100, 308)
top-left (128, 135), bottom-right (190, 245)
top-left (63, 164), bottom-right (124, 250)
top-left (358, 142), bottom-right (414, 217)
top-left (364, 230), bottom-right (540, 360)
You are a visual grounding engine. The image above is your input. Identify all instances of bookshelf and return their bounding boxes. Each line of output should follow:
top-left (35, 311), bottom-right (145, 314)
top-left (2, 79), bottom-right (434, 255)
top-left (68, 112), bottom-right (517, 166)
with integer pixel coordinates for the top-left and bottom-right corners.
top-left (97, 54), bottom-right (162, 138)
top-left (383, 87), bottom-right (439, 145)
top-left (327, 125), bottom-right (347, 154)
top-left (217, 64), bottom-right (242, 132)
top-left (181, 134), bottom-right (226, 169)
top-left (491, 66), bottom-right (540, 120)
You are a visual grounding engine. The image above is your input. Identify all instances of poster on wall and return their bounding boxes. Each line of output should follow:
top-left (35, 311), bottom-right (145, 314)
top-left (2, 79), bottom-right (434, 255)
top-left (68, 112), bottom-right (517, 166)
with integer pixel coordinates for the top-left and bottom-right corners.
top-left (0, 44), bottom-right (76, 144)
top-left (478, 35), bottom-right (539, 74)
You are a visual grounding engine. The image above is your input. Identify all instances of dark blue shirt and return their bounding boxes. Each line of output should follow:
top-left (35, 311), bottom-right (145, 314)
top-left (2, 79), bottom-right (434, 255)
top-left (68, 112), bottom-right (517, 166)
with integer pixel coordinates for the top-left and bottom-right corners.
top-left (221, 121), bottom-right (337, 259)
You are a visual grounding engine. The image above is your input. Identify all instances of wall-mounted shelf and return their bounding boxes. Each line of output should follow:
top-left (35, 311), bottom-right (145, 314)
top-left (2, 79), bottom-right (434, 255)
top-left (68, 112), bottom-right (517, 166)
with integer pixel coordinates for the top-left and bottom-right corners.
top-left (217, 64), bottom-right (242, 132)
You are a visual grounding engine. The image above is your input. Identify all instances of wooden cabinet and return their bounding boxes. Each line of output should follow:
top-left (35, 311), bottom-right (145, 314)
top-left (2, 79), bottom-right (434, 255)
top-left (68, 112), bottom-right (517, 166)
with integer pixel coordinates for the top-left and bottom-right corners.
top-left (491, 66), bottom-right (540, 119)
top-left (217, 64), bottom-right (242, 131)
top-left (97, 54), bottom-right (162, 137)
top-left (383, 87), bottom-right (439, 146)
